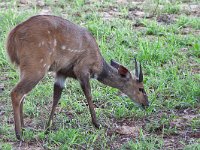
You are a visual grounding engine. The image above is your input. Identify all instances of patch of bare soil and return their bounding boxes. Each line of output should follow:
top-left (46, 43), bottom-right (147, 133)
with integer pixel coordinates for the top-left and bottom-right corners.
top-left (182, 28), bottom-right (200, 36)
top-left (98, 5), bottom-right (122, 20)
top-left (188, 57), bottom-right (200, 74)
top-left (13, 0), bottom-right (52, 15)
top-left (18, 0), bottom-right (45, 7)
top-left (0, 1), bottom-right (12, 9)
top-left (101, 10), bottom-right (122, 20)
top-left (107, 117), bottom-right (145, 150)
top-left (127, 7), bottom-right (149, 20)
top-left (181, 4), bottom-right (200, 17)
top-left (0, 0), bottom-right (51, 15)
top-left (107, 117), bottom-right (148, 149)
top-left (157, 14), bottom-right (176, 24)
top-left (11, 142), bottom-right (44, 150)
top-left (98, 0), bottom-right (148, 20)
top-left (107, 107), bottom-right (200, 149)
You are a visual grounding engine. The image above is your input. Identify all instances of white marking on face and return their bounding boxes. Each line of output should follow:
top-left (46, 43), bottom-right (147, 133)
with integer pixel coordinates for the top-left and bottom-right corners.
top-left (61, 45), bottom-right (66, 50)
top-left (40, 59), bottom-right (44, 63)
top-left (48, 31), bottom-right (51, 34)
top-left (55, 75), bottom-right (66, 88)
top-left (54, 39), bottom-right (57, 47)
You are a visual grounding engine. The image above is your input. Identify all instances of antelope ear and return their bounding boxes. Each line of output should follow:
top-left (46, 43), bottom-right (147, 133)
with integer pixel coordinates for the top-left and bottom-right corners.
top-left (110, 59), bottom-right (120, 69)
top-left (118, 65), bottom-right (130, 78)
top-left (111, 60), bottom-right (130, 78)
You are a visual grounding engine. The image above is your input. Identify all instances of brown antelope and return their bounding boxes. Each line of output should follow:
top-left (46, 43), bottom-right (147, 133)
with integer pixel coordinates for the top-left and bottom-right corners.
top-left (6, 15), bottom-right (149, 140)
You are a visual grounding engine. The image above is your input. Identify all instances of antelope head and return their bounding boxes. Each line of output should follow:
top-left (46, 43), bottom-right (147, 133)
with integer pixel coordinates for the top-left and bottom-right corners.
top-left (110, 58), bottom-right (149, 108)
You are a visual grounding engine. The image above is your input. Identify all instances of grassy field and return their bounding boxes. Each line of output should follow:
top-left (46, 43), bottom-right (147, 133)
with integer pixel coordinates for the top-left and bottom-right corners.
top-left (0, 0), bottom-right (200, 149)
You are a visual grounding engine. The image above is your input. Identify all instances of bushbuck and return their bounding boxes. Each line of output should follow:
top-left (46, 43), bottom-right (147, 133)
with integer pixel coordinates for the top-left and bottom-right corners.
top-left (6, 15), bottom-right (149, 140)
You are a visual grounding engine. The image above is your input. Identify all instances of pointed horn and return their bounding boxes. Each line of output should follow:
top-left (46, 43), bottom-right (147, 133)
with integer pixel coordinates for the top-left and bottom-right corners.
top-left (134, 57), bottom-right (139, 77)
top-left (139, 63), bottom-right (143, 82)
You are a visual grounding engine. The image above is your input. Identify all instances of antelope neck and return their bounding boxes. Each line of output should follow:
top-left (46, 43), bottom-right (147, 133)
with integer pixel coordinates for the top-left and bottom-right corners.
top-left (97, 59), bottom-right (123, 89)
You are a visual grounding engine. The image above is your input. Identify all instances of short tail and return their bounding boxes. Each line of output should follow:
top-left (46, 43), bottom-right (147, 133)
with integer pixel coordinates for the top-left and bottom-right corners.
top-left (6, 28), bottom-right (20, 66)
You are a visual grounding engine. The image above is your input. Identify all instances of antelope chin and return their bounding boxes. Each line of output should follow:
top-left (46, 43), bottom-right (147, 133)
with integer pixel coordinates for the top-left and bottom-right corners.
top-left (131, 100), bottom-right (149, 109)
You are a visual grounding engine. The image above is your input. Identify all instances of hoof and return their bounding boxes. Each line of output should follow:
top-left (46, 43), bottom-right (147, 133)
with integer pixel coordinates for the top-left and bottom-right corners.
top-left (45, 128), bottom-right (50, 134)
top-left (16, 132), bottom-right (22, 141)
top-left (93, 121), bottom-right (100, 129)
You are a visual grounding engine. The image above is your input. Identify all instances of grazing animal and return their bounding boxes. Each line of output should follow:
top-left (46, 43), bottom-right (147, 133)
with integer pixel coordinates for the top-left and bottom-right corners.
top-left (6, 15), bottom-right (149, 140)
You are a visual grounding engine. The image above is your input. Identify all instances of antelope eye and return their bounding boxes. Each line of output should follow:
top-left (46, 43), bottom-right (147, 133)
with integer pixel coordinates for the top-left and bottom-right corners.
top-left (139, 88), bottom-right (144, 92)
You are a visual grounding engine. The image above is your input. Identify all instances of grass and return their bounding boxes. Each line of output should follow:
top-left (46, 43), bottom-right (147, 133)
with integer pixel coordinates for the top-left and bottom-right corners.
top-left (121, 135), bottom-right (164, 150)
top-left (0, 0), bottom-right (200, 149)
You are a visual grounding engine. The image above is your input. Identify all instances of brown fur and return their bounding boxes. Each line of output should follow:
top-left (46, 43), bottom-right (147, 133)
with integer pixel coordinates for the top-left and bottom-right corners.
top-left (6, 25), bottom-right (21, 65)
top-left (6, 15), bottom-right (149, 140)
top-left (7, 15), bottom-right (102, 74)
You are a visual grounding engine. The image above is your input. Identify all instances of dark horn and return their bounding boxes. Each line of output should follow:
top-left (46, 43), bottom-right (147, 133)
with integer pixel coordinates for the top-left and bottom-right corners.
top-left (139, 63), bottom-right (143, 82)
top-left (134, 57), bottom-right (139, 77)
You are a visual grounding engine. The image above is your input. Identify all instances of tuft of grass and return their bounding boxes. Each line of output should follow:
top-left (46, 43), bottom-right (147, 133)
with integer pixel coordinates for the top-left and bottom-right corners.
top-left (176, 15), bottom-right (200, 30)
top-left (0, 143), bottom-right (12, 150)
top-left (184, 143), bottom-right (200, 150)
top-left (121, 133), bottom-right (164, 150)
top-left (162, 2), bottom-right (181, 14)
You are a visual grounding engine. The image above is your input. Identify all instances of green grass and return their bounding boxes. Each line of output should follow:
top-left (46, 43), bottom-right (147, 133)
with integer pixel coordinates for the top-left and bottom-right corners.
top-left (0, 0), bottom-right (200, 149)
top-left (121, 134), bottom-right (164, 150)
top-left (162, 2), bottom-right (181, 14)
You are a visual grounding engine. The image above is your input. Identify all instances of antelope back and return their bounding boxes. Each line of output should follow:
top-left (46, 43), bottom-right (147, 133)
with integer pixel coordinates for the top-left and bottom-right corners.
top-left (6, 15), bottom-right (101, 74)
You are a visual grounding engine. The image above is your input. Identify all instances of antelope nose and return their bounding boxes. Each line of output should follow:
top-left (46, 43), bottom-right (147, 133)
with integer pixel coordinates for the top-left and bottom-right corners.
top-left (146, 101), bottom-right (150, 107)
top-left (142, 102), bottom-right (150, 109)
